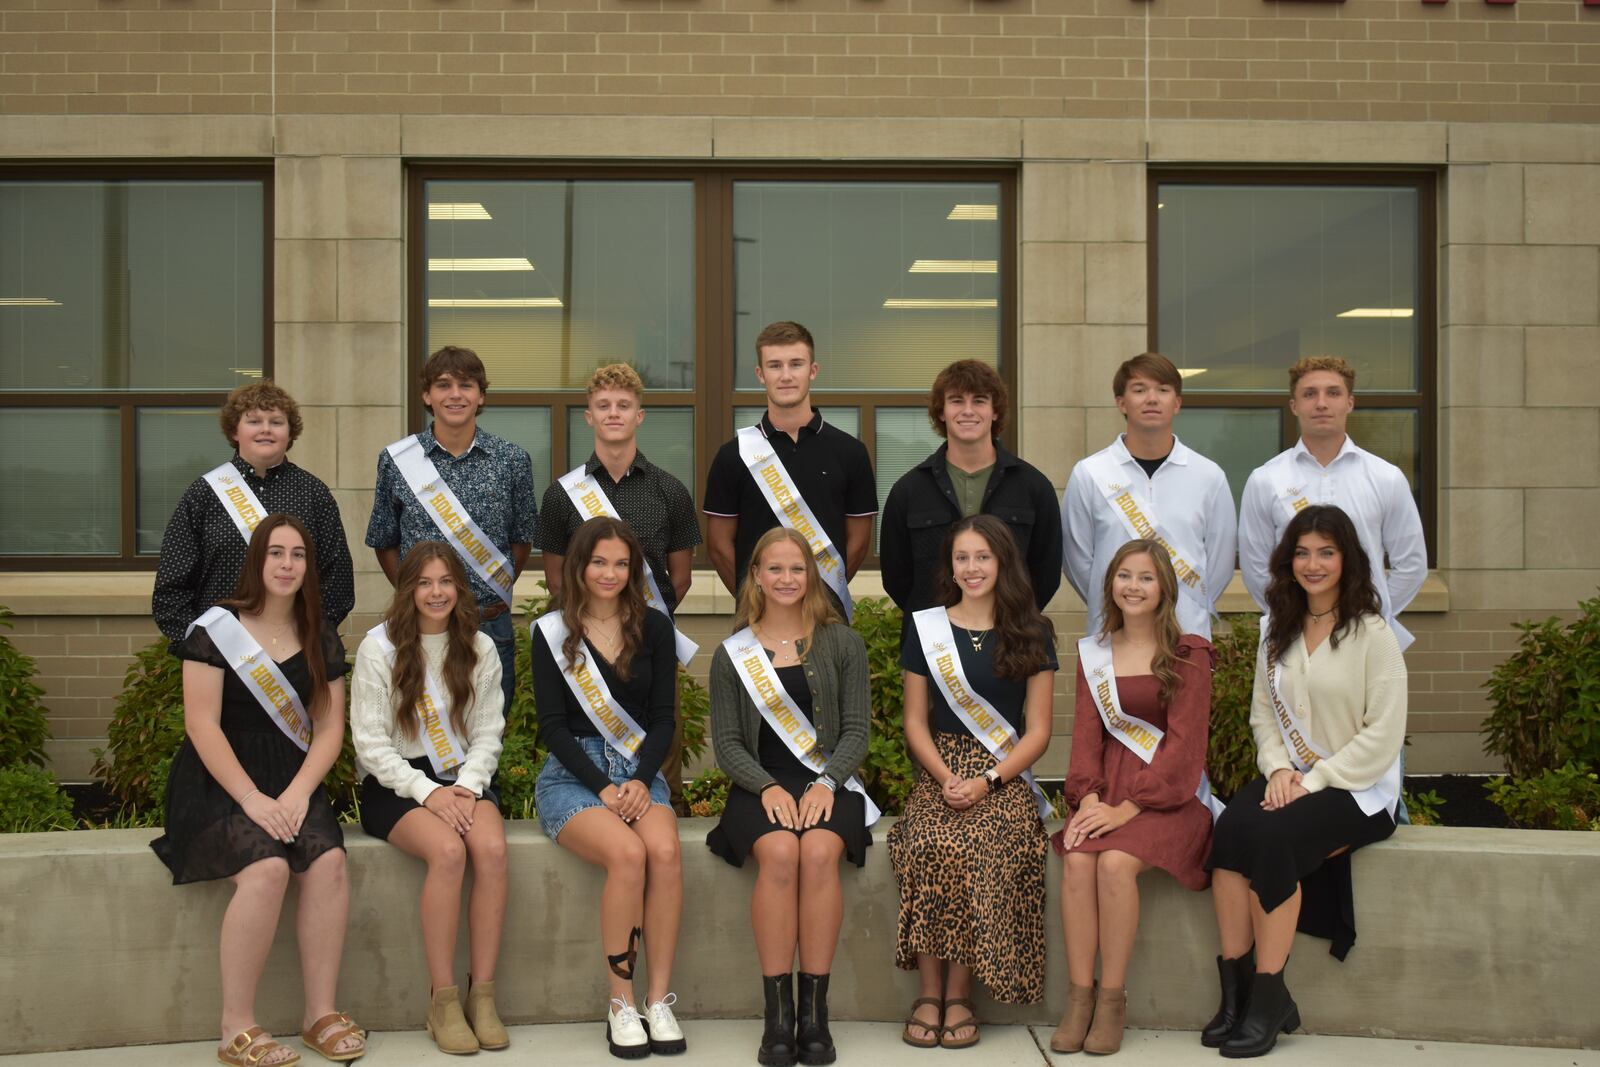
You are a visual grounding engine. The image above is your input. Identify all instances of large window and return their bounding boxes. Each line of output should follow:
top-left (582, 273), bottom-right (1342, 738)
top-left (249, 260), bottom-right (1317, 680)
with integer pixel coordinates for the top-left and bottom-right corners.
top-left (1151, 172), bottom-right (1436, 557)
top-left (0, 169), bottom-right (270, 565)
top-left (410, 168), bottom-right (1014, 562)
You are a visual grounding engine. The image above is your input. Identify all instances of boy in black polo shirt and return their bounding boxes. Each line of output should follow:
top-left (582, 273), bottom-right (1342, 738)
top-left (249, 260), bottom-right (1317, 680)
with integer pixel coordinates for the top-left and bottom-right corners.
top-left (703, 321), bottom-right (877, 614)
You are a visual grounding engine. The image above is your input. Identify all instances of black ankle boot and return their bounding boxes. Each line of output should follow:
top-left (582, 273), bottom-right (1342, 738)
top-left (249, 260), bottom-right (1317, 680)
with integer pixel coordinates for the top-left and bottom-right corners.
top-left (796, 973), bottom-right (836, 1065)
top-left (1219, 967), bottom-right (1300, 1059)
top-left (758, 973), bottom-right (797, 1067)
top-left (1201, 949), bottom-right (1255, 1047)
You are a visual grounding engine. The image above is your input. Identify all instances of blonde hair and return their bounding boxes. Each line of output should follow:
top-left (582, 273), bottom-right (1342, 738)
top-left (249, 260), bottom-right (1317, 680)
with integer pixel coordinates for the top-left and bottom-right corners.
top-left (586, 362), bottom-right (645, 400)
top-left (732, 528), bottom-right (841, 648)
top-left (1288, 356), bottom-right (1355, 394)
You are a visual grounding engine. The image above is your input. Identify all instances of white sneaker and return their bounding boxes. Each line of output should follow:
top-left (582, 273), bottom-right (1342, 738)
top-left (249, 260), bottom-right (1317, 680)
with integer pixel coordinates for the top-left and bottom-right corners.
top-left (644, 993), bottom-right (687, 1055)
top-left (607, 998), bottom-right (650, 1059)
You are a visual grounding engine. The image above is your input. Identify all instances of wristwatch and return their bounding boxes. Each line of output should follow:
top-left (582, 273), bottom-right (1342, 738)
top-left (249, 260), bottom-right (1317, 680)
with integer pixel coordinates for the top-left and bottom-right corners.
top-left (983, 768), bottom-right (1003, 789)
top-left (814, 774), bottom-right (838, 792)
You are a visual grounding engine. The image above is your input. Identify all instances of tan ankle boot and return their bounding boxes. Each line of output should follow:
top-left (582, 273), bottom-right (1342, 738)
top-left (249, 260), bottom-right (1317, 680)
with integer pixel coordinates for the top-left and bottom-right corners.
top-left (465, 980), bottom-right (510, 1050)
top-left (1083, 984), bottom-right (1126, 1055)
top-left (428, 985), bottom-right (480, 1055)
top-left (1050, 982), bottom-right (1097, 1053)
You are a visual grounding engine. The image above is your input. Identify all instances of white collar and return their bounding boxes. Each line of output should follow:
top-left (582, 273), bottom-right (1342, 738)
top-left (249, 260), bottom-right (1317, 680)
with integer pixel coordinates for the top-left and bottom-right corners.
top-left (1292, 435), bottom-right (1363, 469)
top-left (1112, 433), bottom-right (1190, 468)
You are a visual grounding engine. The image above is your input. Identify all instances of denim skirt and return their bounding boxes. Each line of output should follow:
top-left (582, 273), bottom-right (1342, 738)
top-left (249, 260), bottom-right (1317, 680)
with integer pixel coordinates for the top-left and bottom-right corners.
top-left (535, 734), bottom-right (672, 841)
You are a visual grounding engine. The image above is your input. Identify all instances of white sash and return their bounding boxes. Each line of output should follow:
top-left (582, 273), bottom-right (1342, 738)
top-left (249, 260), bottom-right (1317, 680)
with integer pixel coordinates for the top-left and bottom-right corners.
top-left (1076, 635), bottom-right (1225, 821)
top-left (365, 624), bottom-right (469, 779)
top-left (1258, 618), bottom-right (1401, 819)
top-left (736, 426), bottom-right (853, 621)
top-left (387, 435), bottom-right (516, 607)
top-left (1083, 449), bottom-right (1211, 622)
top-left (534, 613), bottom-right (649, 762)
top-left (910, 607), bottom-right (1051, 818)
top-left (202, 462), bottom-right (268, 542)
top-left (721, 628), bottom-right (881, 827)
top-left (1260, 462), bottom-right (1413, 650)
top-left (186, 606), bottom-right (311, 752)
top-left (557, 463), bottom-right (700, 667)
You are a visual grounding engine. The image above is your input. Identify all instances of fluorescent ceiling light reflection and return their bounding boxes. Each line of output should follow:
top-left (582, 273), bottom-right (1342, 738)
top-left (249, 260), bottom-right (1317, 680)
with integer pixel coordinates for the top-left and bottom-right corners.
top-left (947, 204), bottom-right (998, 220)
top-left (882, 298), bottom-right (998, 309)
top-left (427, 258), bottom-right (535, 272)
top-left (428, 297), bottom-right (564, 308)
top-left (909, 259), bottom-right (997, 274)
top-left (230, 367), bottom-right (264, 378)
top-left (429, 203), bottom-right (493, 220)
top-left (1337, 308), bottom-right (1413, 318)
top-left (1179, 368), bottom-right (1206, 378)
top-left (0, 297), bottom-right (61, 307)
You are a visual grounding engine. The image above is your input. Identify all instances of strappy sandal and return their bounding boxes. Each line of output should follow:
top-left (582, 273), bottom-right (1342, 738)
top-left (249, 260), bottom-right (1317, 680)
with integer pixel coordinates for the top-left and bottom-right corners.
top-left (218, 1027), bottom-right (301, 1067)
top-left (940, 998), bottom-right (981, 1049)
top-left (902, 996), bottom-right (943, 1048)
top-left (301, 1012), bottom-right (367, 1062)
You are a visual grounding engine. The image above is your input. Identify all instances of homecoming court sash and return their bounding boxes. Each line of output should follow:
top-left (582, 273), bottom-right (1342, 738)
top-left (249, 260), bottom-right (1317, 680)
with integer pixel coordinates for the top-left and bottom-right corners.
top-left (1076, 635), bottom-right (1225, 821)
top-left (1258, 618), bottom-right (1402, 819)
top-left (365, 624), bottom-right (469, 778)
top-left (202, 463), bottom-right (268, 542)
top-left (557, 463), bottom-right (700, 667)
top-left (911, 607), bottom-right (1052, 818)
top-left (187, 606), bottom-right (311, 752)
top-left (534, 613), bottom-right (649, 762)
top-left (736, 425), bottom-right (853, 621)
top-left (722, 628), bottom-right (882, 827)
top-left (387, 435), bottom-right (516, 607)
top-left (1082, 449), bottom-right (1211, 622)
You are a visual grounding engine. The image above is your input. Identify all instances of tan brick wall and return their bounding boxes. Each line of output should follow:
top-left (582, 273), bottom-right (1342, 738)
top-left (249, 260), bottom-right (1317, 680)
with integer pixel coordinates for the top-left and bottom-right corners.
top-left (2, 0), bottom-right (1598, 123)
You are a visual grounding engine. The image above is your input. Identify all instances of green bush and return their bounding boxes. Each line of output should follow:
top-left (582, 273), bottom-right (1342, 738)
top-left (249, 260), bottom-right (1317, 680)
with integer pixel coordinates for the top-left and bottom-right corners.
top-left (851, 597), bottom-right (915, 814)
top-left (1486, 763), bottom-right (1600, 831)
top-left (0, 762), bottom-right (76, 833)
top-left (1482, 596), bottom-right (1600, 828)
top-left (684, 766), bottom-right (730, 818)
top-left (0, 606), bottom-right (51, 769)
top-left (1402, 787), bottom-right (1446, 827)
top-left (94, 640), bottom-right (185, 811)
top-left (1206, 614), bottom-right (1263, 800)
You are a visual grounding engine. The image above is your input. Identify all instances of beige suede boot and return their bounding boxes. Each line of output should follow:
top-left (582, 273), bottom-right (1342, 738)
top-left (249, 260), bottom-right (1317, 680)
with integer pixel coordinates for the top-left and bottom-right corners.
top-left (464, 980), bottom-right (510, 1051)
top-left (427, 986), bottom-right (481, 1055)
top-left (1049, 981), bottom-right (1097, 1053)
top-left (1082, 985), bottom-right (1126, 1055)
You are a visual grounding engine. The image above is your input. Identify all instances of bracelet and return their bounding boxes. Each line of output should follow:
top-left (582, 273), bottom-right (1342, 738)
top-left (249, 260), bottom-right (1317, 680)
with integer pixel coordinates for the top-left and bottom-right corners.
top-left (813, 774), bottom-right (838, 792)
top-left (238, 788), bottom-right (260, 805)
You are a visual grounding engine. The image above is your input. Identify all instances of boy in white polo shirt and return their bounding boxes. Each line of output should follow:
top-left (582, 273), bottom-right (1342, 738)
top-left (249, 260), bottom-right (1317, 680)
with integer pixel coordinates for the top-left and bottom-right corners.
top-left (1061, 352), bottom-right (1236, 639)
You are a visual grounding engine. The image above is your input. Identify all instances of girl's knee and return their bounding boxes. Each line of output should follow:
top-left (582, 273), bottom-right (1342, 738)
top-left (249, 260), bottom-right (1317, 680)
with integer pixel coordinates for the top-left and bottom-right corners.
top-left (237, 856), bottom-right (292, 894)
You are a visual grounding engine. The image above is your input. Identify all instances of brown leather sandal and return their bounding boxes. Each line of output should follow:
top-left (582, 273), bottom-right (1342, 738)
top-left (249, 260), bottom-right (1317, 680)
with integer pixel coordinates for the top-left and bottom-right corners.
top-left (940, 998), bottom-right (981, 1049)
top-left (218, 1027), bottom-right (301, 1067)
top-left (902, 996), bottom-right (944, 1048)
top-left (300, 1013), bottom-right (366, 1062)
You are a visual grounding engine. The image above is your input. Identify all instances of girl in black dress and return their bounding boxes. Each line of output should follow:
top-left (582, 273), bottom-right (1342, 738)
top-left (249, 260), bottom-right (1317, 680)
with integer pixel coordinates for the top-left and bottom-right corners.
top-left (707, 527), bottom-right (872, 1067)
top-left (152, 514), bottom-right (364, 1067)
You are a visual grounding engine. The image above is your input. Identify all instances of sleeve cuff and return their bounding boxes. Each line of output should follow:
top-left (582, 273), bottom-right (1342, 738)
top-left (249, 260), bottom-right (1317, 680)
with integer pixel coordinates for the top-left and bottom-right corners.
top-left (1301, 766), bottom-right (1329, 793)
top-left (410, 778), bottom-right (443, 805)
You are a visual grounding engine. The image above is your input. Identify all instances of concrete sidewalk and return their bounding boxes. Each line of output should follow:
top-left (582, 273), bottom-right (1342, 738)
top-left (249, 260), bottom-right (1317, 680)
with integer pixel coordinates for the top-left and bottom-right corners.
top-left (5, 1022), bottom-right (1595, 1066)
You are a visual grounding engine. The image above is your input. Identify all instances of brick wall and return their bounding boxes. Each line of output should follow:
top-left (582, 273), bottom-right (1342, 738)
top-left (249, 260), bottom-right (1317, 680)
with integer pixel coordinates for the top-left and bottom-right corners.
top-left (1, 0), bottom-right (1597, 123)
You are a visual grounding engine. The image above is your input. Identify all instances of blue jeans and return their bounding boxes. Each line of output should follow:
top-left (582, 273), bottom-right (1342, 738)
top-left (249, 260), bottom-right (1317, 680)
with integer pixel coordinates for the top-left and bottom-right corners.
top-left (479, 609), bottom-right (516, 715)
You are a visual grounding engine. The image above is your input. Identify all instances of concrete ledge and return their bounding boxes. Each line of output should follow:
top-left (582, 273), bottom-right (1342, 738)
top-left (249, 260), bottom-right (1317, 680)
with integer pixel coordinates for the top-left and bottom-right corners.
top-left (2, 822), bottom-right (1595, 1054)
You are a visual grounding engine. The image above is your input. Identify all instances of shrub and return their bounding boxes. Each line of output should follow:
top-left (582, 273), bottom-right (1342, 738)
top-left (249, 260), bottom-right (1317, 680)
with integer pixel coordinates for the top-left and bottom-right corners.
top-left (851, 597), bottom-right (915, 813)
top-left (1486, 763), bottom-right (1600, 832)
top-left (1206, 614), bottom-right (1263, 800)
top-left (0, 762), bottom-right (76, 833)
top-left (95, 640), bottom-right (185, 811)
top-left (684, 767), bottom-right (730, 817)
top-left (1402, 787), bottom-right (1446, 827)
top-left (1482, 596), bottom-right (1600, 828)
top-left (0, 606), bottom-right (51, 769)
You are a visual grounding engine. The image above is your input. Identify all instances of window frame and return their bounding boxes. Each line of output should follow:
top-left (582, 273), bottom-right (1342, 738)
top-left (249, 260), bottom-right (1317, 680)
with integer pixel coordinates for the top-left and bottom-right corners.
top-left (406, 164), bottom-right (1019, 568)
top-left (1146, 168), bottom-right (1438, 564)
top-left (0, 163), bottom-right (275, 570)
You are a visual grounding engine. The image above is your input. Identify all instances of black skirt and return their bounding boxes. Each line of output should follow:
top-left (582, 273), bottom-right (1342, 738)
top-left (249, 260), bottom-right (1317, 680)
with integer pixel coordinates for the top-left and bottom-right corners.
top-left (1205, 776), bottom-right (1396, 960)
top-left (360, 756), bottom-right (501, 842)
top-left (707, 763), bottom-right (871, 870)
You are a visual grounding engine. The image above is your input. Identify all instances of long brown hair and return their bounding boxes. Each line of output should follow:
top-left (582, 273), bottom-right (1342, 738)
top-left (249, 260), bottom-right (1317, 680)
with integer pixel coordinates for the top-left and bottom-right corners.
top-left (1098, 540), bottom-right (1184, 704)
top-left (732, 527), bottom-right (842, 655)
top-left (557, 516), bottom-right (649, 681)
top-left (222, 513), bottom-right (331, 717)
top-left (382, 541), bottom-right (481, 737)
top-left (934, 515), bottom-right (1055, 681)
top-left (1264, 505), bottom-right (1381, 663)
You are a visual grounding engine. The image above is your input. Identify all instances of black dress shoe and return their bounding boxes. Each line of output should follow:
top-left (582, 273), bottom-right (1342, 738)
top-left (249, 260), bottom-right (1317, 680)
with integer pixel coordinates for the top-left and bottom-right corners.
top-left (758, 973), bottom-right (797, 1067)
top-left (1219, 967), bottom-right (1300, 1058)
top-left (796, 973), bottom-right (837, 1065)
top-left (1201, 949), bottom-right (1254, 1047)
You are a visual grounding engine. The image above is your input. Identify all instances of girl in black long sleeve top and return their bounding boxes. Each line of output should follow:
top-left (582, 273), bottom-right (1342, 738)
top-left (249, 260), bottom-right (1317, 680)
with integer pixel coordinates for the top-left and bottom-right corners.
top-left (529, 517), bottom-right (687, 1059)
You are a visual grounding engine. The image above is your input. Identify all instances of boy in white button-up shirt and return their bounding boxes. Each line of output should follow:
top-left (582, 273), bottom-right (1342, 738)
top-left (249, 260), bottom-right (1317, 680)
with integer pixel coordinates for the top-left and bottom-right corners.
top-left (1237, 356), bottom-right (1427, 650)
top-left (1061, 352), bottom-right (1237, 639)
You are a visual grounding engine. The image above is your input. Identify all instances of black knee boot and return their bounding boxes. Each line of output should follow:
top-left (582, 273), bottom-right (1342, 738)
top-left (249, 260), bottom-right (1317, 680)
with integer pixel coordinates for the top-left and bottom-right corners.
top-left (1219, 967), bottom-right (1299, 1059)
top-left (758, 974), bottom-right (797, 1067)
top-left (796, 973), bottom-right (836, 1066)
top-left (1201, 949), bottom-right (1254, 1047)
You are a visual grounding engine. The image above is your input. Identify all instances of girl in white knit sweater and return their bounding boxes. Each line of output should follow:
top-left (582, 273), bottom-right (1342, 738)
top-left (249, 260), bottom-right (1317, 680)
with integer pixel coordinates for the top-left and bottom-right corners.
top-left (1203, 505), bottom-right (1406, 1059)
top-left (351, 541), bottom-right (509, 1055)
